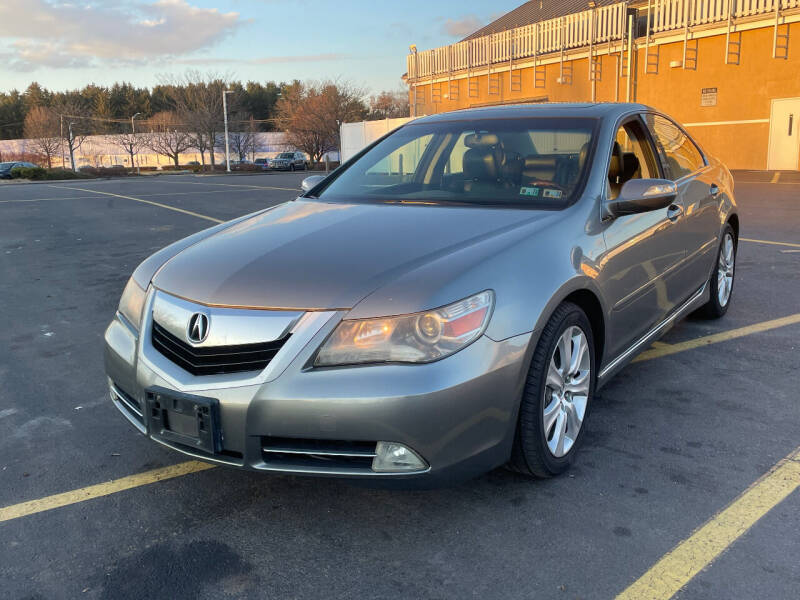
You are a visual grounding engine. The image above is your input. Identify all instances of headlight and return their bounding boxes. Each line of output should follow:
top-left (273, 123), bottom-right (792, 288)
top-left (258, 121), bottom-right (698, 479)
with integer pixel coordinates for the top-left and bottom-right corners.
top-left (314, 291), bottom-right (494, 366)
top-left (118, 277), bottom-right (147, 329)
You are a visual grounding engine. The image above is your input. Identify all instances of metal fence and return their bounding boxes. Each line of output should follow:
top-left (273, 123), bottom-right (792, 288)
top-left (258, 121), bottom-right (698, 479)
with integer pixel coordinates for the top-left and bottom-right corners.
top-left (407, 0), bottom-right (800, 79)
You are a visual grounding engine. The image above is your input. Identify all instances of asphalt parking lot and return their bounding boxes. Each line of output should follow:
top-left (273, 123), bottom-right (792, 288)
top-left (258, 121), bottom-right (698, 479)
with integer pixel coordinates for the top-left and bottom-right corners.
top-left (1, 172), bottom-right (798, 600)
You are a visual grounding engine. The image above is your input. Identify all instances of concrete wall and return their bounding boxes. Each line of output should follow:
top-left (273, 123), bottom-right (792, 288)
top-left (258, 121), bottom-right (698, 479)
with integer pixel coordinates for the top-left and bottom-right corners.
top-left (408, 23), bottom-right (800, 170)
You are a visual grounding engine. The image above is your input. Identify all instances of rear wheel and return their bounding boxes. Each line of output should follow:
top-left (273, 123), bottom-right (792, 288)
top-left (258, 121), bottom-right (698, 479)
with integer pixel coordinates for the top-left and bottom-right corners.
top-left (510, 302), bottom-right (595, 478)
top-left (696, 224), bottom-right (736, 319)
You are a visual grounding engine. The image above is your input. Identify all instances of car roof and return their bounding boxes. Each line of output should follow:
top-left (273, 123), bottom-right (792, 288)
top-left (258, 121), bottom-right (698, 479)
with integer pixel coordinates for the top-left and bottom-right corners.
top-left (411, 102), bottom-right (654, 123)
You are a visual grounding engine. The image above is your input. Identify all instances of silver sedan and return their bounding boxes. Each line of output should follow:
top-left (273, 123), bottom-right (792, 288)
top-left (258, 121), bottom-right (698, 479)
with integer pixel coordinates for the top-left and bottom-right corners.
top-left (104, 103), bottom-right (738, 484)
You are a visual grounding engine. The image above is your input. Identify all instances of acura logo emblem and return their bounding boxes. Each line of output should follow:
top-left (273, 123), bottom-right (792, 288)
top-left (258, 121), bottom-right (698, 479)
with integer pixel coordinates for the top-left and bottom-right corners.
top-left (187, 312), bottom-right (210, 343)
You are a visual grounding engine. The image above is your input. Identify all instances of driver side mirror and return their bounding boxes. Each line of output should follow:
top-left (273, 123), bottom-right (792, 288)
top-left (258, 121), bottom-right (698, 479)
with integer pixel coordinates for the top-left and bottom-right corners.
top-left (606, 178), bottom-right (677, 217)
top-left (301, 175), bottom-right (326, 193)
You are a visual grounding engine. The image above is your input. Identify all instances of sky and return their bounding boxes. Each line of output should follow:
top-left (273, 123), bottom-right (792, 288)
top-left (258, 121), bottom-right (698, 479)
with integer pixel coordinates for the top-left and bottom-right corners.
top-left (0, 0), bottom-right (522, 94)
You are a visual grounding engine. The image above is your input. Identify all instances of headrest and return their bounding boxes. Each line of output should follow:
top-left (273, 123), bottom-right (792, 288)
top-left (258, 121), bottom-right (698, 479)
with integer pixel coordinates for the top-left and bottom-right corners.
top-left (622, 152), bottom-right (640, 181)
top-left (464, 132), bottom-right (500, 148)
top-left (609, 142), bottom-right (623, 179)
top-left (523, 156), bottom-right (557, 170)
top-left (463, 147), bottom-right (500, 180)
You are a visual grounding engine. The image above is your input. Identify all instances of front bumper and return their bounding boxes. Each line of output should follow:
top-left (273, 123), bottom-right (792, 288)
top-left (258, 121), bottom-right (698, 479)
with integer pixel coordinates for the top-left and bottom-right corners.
top-left (104, 291), bottom-right (532, 484)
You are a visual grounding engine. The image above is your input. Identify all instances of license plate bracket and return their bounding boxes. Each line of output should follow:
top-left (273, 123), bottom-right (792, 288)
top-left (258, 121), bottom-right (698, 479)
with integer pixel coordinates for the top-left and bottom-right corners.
top-left (145, 386), bottom-right (222, 454)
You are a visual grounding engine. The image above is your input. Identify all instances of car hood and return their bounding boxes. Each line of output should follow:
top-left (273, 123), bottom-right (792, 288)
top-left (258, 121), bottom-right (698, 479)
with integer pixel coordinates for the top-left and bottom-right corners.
top-left (152, 199), bottom-right (551, 310)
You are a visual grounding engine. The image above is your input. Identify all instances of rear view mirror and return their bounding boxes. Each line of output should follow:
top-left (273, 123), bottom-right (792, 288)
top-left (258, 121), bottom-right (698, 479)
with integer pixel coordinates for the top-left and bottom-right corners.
top-left (607, 179), bottom-right (677, 217)
top-left (301, 175), bottom-right (326, 193)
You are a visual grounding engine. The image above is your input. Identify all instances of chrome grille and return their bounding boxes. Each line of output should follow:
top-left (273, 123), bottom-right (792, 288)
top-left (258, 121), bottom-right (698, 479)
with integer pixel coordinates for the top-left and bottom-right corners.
top-left (261, 437), bottom-right (377, 471)
top-left (151, 321), bottom-right (289, 376)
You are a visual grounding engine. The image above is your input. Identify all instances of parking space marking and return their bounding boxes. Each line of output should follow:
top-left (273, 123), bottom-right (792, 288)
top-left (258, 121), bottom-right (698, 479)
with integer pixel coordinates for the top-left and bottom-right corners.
top-left (740, 237), bottom-right (800, 249)
top-left (634, 313), bottom-right (800, 362)
top-left (0, 461), bottom-right (215, 523)
top-left (0, 312), bottom-right (797, 524)
top-left (149, 179), bottom-right (300, 192)
top-left (49, 185), bottom-right (224, 224)
top-left (0, 187), bottom-right (266, 205)
top-left (616, 447), bottom-right (800, 600)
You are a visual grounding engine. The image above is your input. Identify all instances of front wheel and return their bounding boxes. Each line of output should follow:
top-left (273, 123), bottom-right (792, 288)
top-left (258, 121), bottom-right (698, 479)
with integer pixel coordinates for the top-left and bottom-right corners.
top-left (696, 224), bottom-right (736, 319)
top-left (509, 302), bottom-right (595, 478)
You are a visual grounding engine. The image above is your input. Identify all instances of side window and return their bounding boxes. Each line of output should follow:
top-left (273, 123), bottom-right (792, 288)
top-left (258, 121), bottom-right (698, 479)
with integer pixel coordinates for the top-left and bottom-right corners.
top-left (607, 120), bottom-right (659, 200)
top-left (645, 114), bottom-right (705, 180)
top-left (364, 134), bottom-right (433, 185)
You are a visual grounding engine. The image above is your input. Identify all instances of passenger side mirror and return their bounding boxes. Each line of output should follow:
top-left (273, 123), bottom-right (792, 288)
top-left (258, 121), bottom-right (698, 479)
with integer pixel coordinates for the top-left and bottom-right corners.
top-left (607, 178), bottom-right (677, 217)
top-left (301, 175), bottom-right (326, 193)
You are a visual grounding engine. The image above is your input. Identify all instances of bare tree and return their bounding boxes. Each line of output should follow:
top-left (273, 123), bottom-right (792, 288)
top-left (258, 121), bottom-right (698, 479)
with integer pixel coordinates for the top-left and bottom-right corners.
top-left (368, 90), bottom-right (410, 119)
top-left (23, 106), bottom-right (61, 168)
top-left (229, 115), bottom-right (258, 161)
top-left (54, 100), bottom-right (92, 170)
top-left (276, 80), bottom-right (368, 163)
top-left (146, 111), bottom-right (192, 166)
top-left (163, 71), bottom-right (229, 168)
top-left (110, 129), bottom-right (145, 170)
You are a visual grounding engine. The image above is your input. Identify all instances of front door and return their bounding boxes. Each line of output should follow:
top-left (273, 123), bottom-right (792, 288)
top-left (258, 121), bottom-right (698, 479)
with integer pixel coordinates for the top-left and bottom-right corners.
top-left (767, 98), bottom-right (800, 171)
top-left (600, 118), bottom-right (687, 360)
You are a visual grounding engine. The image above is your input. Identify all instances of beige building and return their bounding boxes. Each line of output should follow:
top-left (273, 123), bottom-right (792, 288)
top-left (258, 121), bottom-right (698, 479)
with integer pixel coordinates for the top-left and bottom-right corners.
top-left (405, 0), bottom-right (800, 170)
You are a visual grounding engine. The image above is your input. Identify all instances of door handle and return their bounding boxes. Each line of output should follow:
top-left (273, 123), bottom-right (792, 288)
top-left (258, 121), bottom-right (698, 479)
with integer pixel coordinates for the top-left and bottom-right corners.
top-left (667, 204), bottom-right (684, 221)
top-left (710, 183), bottom-right (720, 197)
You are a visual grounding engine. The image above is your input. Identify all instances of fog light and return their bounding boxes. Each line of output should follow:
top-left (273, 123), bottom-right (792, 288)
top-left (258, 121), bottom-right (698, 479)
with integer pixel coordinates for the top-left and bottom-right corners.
top-left (372, 442), bottom-right (428, 473)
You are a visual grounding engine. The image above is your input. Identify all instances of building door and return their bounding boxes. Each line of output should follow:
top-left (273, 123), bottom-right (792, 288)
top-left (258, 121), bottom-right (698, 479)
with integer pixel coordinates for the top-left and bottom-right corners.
top-left (767, 98), bottom-right (800, 170)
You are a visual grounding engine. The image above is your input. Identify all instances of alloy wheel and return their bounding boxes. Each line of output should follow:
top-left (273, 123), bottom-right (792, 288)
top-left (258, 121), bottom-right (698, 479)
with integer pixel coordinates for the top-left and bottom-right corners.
top-left (543, 326), bottom-right (591, 458)
top-left (717, 232), bottom-right (735, 307)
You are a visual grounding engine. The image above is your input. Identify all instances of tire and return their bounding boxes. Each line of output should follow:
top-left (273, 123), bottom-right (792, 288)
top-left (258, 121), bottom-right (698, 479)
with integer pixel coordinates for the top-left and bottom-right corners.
top-left (696, 224), bottom-right (736, 319)
top-left (509, 302), bottom-right (596, 478)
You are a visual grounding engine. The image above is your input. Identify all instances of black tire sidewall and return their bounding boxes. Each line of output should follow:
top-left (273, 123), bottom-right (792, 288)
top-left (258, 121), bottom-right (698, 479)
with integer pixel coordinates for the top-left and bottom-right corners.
top-left (706, 224), bottom-right (737, 317)
top-left (519, 303), bottom-right (596, 475)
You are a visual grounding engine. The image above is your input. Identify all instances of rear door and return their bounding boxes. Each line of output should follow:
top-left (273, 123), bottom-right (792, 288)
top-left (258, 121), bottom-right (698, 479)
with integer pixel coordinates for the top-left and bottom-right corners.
top-left (600, 116), bottom-right (687, 359)
top-left (644, 113), bottom-right (719, 296)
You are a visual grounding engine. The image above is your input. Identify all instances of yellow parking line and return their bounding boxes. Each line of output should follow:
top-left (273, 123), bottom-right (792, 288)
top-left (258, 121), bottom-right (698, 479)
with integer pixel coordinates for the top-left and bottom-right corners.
top-left (49, 185), bottom-right (224, 224)
top-left (634, 313), bottom-right (800, 362)
top-left (740, 237), bottom-right (800, 249)
top-left (770, 171), bottom-right (781, 184)
top-left (1, 315), bottom-right (799, 524)
top-left (0, 461), bottom-right (215, 523)
top-left (616, 447), bottom-right (800, 600)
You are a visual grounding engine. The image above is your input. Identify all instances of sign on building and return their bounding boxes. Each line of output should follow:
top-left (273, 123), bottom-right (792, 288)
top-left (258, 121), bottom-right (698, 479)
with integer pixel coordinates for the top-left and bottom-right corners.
top-left (701, 88), bottom-right (718, 107)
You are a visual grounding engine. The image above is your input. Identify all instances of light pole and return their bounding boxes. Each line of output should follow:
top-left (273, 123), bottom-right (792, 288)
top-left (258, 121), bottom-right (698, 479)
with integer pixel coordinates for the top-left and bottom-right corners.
top-left (68, 122), bottom-right (76, 172)
top-left (130, 112), bottom-right (142, 175)
top-left (222, 90), bottom-right (233, 173)
top-left (60, 114), bottom-right (66, 168)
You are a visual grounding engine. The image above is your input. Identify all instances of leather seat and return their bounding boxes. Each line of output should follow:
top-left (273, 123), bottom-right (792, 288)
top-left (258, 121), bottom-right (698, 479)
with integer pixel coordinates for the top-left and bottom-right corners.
top-left (608, 142), bottom-right (625, 199)
top-left (462, 132), bottom-right (506, 193)
top-left (522, 156), bottom-right (558, 183)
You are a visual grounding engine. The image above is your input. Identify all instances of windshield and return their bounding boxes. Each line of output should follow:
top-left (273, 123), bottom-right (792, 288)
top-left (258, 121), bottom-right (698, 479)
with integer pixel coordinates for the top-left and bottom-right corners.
top-left (315, 117), bottom-right (598, 208)
top-left (278, 152), bottom-right (294, 158)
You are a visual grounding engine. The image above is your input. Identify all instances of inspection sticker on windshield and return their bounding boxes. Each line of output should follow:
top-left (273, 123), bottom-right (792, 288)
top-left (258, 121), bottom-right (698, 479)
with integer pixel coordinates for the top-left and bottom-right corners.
top-left (542, 189), bottom-right (563, 199)
top-left (519, 187), bottom-right (540, 197)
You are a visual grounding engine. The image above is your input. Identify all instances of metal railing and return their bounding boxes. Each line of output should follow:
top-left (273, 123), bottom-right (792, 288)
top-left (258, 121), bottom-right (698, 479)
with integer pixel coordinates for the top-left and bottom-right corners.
top-left (407, 0), bottom-right (799, 80)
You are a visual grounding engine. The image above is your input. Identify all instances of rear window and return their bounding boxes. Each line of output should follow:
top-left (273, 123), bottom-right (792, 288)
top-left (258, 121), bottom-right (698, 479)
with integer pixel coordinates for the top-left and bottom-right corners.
top-left (314, 117), bottom-right (598, 208)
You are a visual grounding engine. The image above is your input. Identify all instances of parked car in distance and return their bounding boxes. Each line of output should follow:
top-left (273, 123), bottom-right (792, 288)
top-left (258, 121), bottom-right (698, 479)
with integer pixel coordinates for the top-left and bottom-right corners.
top-left (269, 151), bottom-right (307, 171)
top-left (105, 103), bottom-right (738, 485)
top-left (254, 158), bottom-right (271, 170)
top-left (0, 161), bottom-right (38, 178)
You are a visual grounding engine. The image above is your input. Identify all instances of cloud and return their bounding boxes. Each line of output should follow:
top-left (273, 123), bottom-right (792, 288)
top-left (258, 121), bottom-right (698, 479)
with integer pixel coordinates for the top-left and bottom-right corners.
top-left (0, 0), bottom-right (246, 71)
top-left (175, 53), bottom-right (349, 66)
top-left (442, 15), bottom-right (485, 38)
